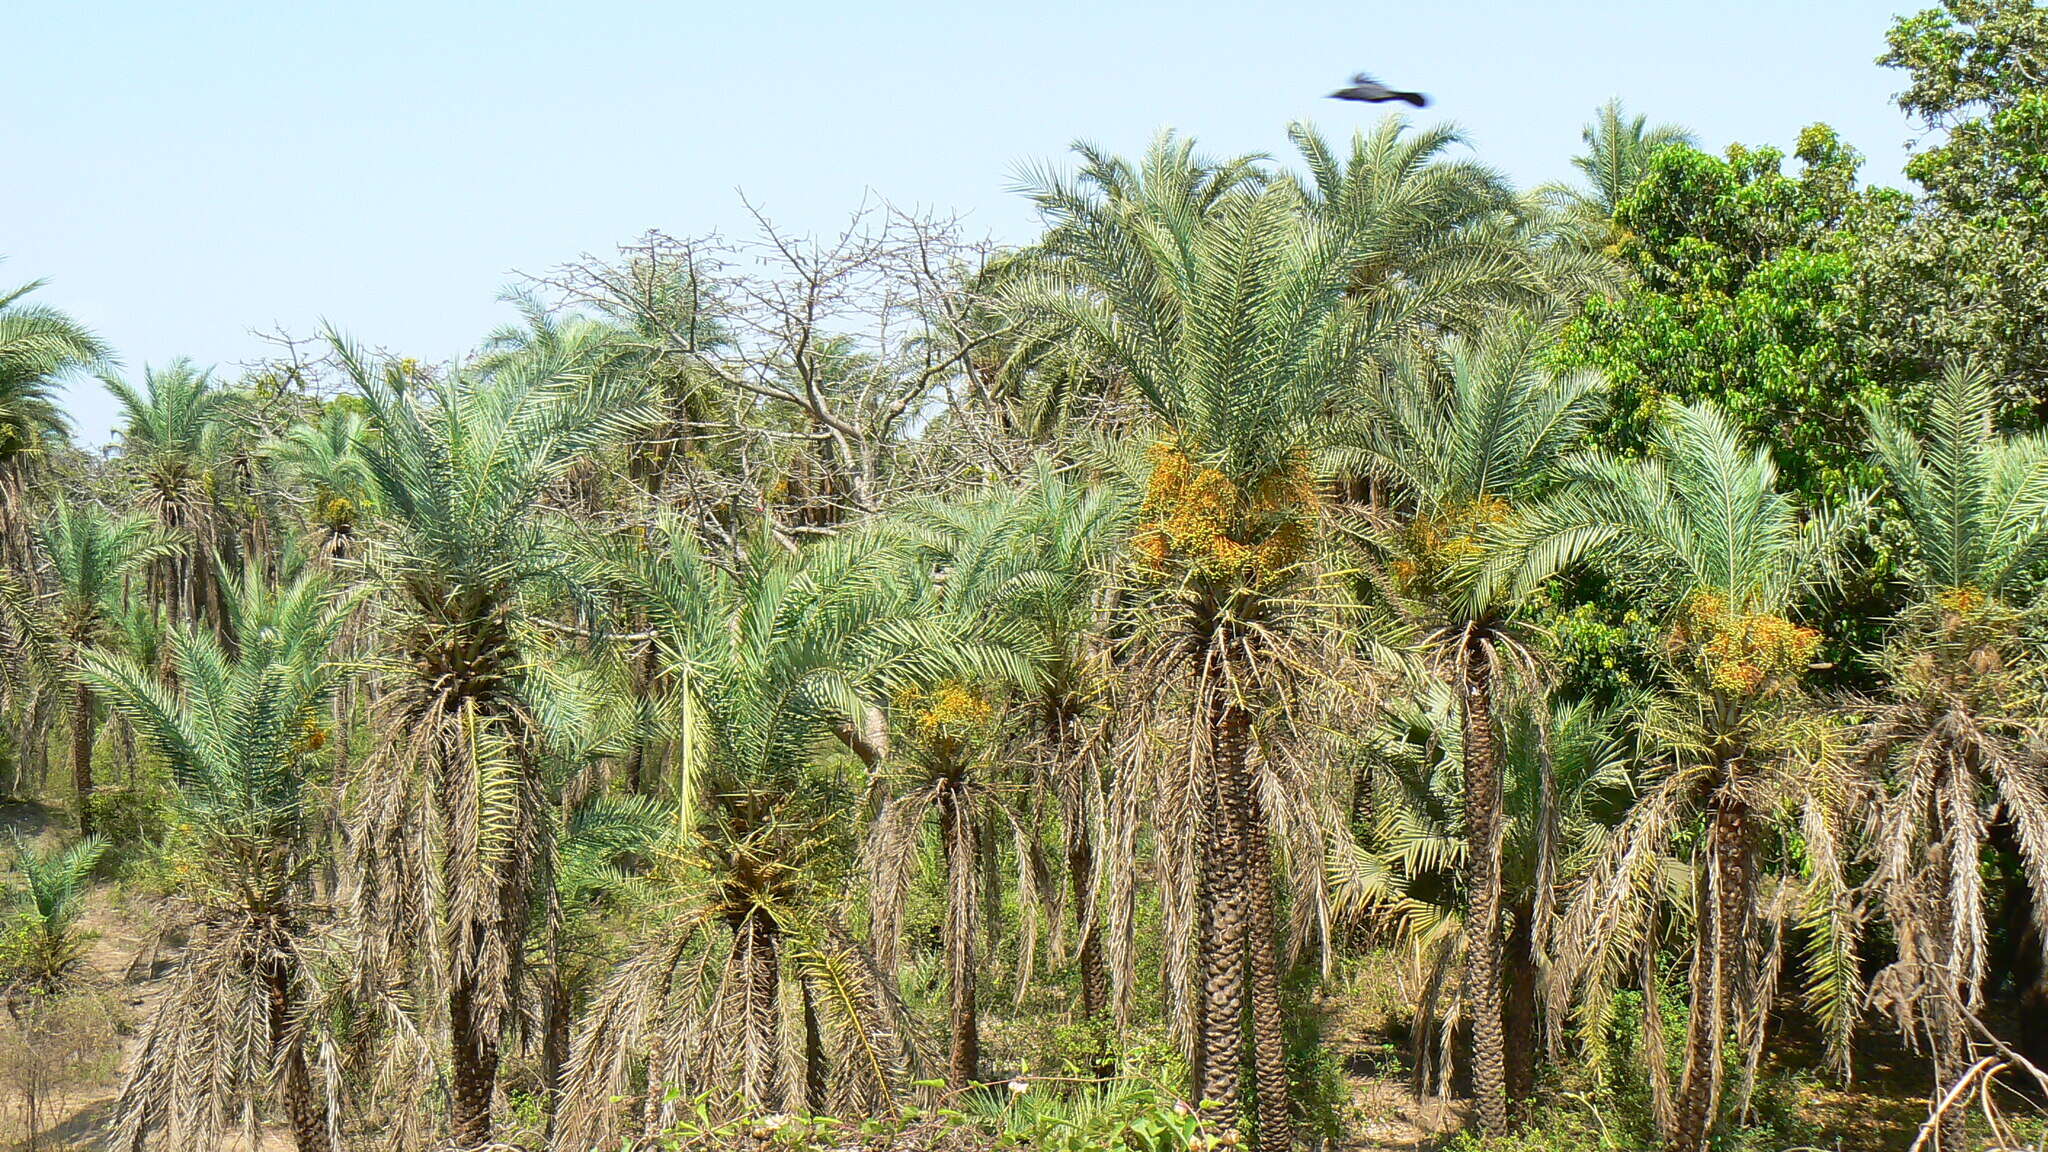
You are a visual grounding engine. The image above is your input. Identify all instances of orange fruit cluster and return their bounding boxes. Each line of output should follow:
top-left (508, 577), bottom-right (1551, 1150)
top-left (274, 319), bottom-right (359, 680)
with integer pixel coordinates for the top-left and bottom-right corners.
top-left (1131, 439), bottom-right (1315, 586)
top-left (1670, 591), bottom-right (1821, 696)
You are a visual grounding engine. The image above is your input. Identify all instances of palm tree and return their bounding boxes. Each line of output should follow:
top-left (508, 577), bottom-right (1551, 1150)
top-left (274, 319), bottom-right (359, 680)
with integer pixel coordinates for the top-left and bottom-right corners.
top-left (0, 270), bottom-right (109, 569)
top-left (556, 525), bottom-right (1028, 1149)
top-left (1344, 315), bottom-right (1606, 1130)
top-left (23, 503), bottom-right (179, 836)
top-left (1013, 134), bottom-right (1373, 1149)
top-left (1857, 360), bottom-right (2048, 1142)
top-left (337, 333), bottom-right (652, 1145)
top-left (104, 361), bottom-right (232, 625)
top-left (1284, 118), bottom-right (1539, 335)
top-left (0, 835), bottom-right (108, 993)
top-left (264, 405), bottom-right (377, 562)
top-left (1503, 401), bottom-right (1857, 1152)
top-left (1329, 686), bottom-right (1633, 1102)
top-left (1545, 100), bottom-right (1696, 244)
top-left (80, 563), bottom-right (349, 1152)
top-left (892, 467), bottom-right (1131, 1037)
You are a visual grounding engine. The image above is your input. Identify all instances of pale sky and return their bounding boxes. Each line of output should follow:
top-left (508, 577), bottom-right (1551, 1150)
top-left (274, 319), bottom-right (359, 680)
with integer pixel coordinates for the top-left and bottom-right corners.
top-left (8, 0), bottom-right (1922, 444)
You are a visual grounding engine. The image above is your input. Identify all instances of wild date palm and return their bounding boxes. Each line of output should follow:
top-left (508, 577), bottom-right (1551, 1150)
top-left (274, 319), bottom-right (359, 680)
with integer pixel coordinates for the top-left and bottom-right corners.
top-left (79, 563), bottom-right (349, 1152)
top-left (1014, 138), bottom-right (1375, 1148)
top-left (264, 406), bottom-right (378, 562)
top-left (892, 468), bottom-right (1130, 1037)
top-left (1283, 119), bottom-right (1538, 335)
top-left (1328, 685), bottom-right (1632, 1101)
top-left (104, 360), bottom-right (231, 624)
top-left (556, 525), bottom-right (1029, 1149)
top-left (20, 503), bottom-right (179, 836)
top-left (1544, 100), bottom-right (1697, 245)
top-left (336, 332), bottom-right (652, 1146)
top-left (1342, 315), bottom-right (1605, 1130)
top-left (1857, 360), bottom-right (2048, 1137)
top-left (0, 271), bottom-right (108, 570)
top-left (1503, 401), bottom-right (1859, 1152)
top-left (0, 834), bottom-right (108, 994)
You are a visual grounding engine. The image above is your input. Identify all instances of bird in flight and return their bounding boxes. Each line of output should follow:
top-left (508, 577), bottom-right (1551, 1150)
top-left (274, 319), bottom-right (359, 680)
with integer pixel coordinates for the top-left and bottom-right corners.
top-left (1329, 73), bottom-right (1428, 107)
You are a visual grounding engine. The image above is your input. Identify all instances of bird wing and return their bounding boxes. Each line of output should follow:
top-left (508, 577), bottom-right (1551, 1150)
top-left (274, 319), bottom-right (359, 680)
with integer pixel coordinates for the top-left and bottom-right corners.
top-left (1350, 72), bottom-right (1376, 86)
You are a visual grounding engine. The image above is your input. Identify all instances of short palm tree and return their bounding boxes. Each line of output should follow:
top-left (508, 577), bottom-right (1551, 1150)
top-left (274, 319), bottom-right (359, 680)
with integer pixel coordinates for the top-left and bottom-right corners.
top-left (556, 525), bottom-right (1029, 1149)
top-left (1856, 360), bottom-right (2048, 1139)
top-left (0, 271), bottom-right (108, 569)
top-left (1344, 314), bottom-right (1605, 1131)
top-left (1504, 402), bottom-right (1857, 1152)
top-left (1014, 135), bottom-right (1371, 1149)
top-left (23, 503), bottom-right (180, 836)
top-left (0, 835), bottom-right (108, 994)
top-left (892, 467), bottom-right (1130, 1030)
top-left (337, 333), bottom-right (652, 1146)
top-left (80, 564), bottom-right (349, 1152)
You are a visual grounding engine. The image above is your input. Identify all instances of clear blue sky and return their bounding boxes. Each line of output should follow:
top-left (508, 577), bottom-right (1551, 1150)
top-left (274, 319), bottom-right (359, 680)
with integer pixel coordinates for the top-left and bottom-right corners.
top-left (9, 0), bottom-right (1921, 444)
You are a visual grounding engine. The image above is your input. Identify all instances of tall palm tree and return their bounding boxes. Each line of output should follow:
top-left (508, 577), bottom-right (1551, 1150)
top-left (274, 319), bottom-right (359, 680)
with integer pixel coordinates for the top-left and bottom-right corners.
top-left (1344, 315), bottom-right (1606, 1130)
top-left (1503, 402), bottom-right (1857, 1152)
top-left (338, 333), bottom-right (652, 1146)
top-left (0, 270), bottom-right (108, 569)
top-left (265, 405), bottom-right (378, 562)
top-left (1014, 135), bottom-right (1373, 1149)
top-left (1545, 100), bottom-right (1696, 244)
top-left (80, 563), bottom-right (349, 1152)
top-left (104, 360), bottom-right (231, 624)
top-left (1329, 685), bottom-right (1633, 1102)
top-left (22, 503), bottom-right (180, 835)
top-left (1284, 118), bottom-right (1539, 335)
top-left (1857, 360), bottom-right (2048, 1142)
top-left (557, 525), bottom-right (1028, 1149)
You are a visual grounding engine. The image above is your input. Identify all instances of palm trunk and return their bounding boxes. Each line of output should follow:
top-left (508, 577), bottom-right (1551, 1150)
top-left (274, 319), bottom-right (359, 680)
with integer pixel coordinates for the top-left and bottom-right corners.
top-left (736, 908), bottom-right (783, 1107)
top-left (69, 682), bottom-right (93, 837)
top-left (1197, 682), bottom-right (1250, 1124)
top-left (1199, 662), bottom-right (1291, 1150)
top-left (802, 984), bottom-right (828, 1111)
top-left (1671, 784), bottom-right (1751, 1152)
top-left (1241, 769), bottom-right (1293, 1151)
top-left (940, 782), bottom-right (981, 1089)
top-left (1503, 897), bottom-right (1539, 1105)
top-left (1460, 639), bottom-right (1509, 1134)
top-left (264, 954), bottom-right (330, 1152)
top-left (1053, 696), bottom-right (1112, 1071)
top-left (449, 954), bottom-right (502, 1148)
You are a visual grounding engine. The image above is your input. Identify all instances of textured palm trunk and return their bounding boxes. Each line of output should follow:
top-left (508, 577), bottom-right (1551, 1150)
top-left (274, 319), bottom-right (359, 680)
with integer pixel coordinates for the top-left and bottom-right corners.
top-left (1459, 641), bottom-right (1509, 1135)
top-left (1671, 786), bottom-right (1750, 1152)
top-left (1197, 682), bottom-right (1250, 1124)
top-left (802, 984), bottom-right (828, 1111)
top-left (449, 952), bottom-right (502, 1148)
top-left (940, 783), bottom-right (981, 1089)
top-left (1503, 897), bottom-right (1539, 1105)
top-left (735, 909), bottom-right (783, 1107)
top-left (1199, 665), bottom-right (1291, 1150)
top-left (1069, 833), bottom-right (1107, 1014)
top-left (70, 682), bottom-right (94, 837)
top-left (264, 954), bottom-right (330, 1152)
top-left (1240, 768), bottom-right (1293, 1151)
top-left (1053, 697), bottom-right (1113, 1072)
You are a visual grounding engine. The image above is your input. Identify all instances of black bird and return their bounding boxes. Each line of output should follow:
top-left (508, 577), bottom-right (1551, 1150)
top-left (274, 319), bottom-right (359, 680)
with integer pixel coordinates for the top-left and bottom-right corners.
top-left (1329, 73), bottom-right (1428, 107)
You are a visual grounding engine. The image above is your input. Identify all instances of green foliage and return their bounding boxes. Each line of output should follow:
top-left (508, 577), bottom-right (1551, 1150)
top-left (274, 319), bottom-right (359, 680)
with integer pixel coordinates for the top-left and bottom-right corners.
top-left (0, 835), bottom-right (107, 991)
top-left (1553, 129), bottom-right (1906, 506)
